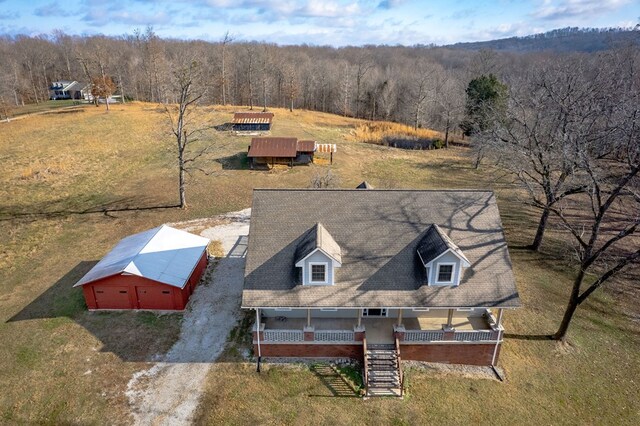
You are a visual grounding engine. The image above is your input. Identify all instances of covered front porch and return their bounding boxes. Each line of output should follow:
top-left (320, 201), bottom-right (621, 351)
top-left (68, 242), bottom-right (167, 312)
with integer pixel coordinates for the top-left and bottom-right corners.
top-left (255, 308), bottom-right (504, 345)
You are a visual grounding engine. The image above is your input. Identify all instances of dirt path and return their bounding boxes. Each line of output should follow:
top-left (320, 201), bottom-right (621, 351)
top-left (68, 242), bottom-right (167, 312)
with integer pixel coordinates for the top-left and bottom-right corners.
top-left (126, 209), bottom-right (251, 426)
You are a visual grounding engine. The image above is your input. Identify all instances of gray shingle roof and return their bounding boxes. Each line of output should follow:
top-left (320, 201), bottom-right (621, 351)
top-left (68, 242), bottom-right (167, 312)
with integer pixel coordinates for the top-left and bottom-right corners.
top-left (356, 181), bottom-right (374, 189)
top-left (242, 189), bottom-right (520, 309)
top-left (417, 224), bottom-right (470, 266)
top-left (294, 223), bottom-right (342, 264)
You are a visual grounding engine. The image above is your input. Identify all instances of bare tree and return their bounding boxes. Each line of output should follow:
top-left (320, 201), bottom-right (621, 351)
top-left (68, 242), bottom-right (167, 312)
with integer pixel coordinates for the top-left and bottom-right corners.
top-left (164, 55), bottom-right (208, 209)
top-left (310, 168), bottom-right (339, 188)
top-left (487, 59), bottom-right (600, 250)
top-left (434, 73), bottom-right (464, 148)
top-left (220, 31), bottom-right (233, 105)
top-left (354, 52), bottom-right (373, 118)
top-left (549, 48), bottom-right (640, 341)
top-left (409, 60), bottom-right (441, 130)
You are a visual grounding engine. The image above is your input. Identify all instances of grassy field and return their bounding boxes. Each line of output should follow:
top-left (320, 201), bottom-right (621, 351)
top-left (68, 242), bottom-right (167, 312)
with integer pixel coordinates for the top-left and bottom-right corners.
top-left (0, 102), bottom-right (638, 425)
top-left (6, 99), bottom-right (83, 118)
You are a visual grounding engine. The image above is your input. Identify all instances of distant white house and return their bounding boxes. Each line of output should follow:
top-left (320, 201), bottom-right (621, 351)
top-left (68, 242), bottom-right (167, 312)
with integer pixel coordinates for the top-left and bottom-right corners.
top-left (49, 80), bottom-right (89, 101)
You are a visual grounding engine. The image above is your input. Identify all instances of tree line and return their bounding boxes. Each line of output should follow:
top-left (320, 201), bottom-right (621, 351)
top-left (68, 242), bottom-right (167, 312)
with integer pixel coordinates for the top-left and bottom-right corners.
top-left (0, 27), bottom-right (590, 133)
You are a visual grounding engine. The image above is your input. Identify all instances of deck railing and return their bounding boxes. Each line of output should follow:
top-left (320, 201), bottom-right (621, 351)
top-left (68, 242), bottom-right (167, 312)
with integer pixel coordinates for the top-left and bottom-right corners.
top-left (263, 329), bottom-right (304, 342)
top-left (314, 330), bottom-right (355, 342)
top-left (404, 330), bottom-right (445, 342)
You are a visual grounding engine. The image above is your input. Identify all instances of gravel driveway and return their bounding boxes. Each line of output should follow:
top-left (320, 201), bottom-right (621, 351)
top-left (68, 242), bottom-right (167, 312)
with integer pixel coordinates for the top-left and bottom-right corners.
top-left (126, 209), bottom-right (251, 426)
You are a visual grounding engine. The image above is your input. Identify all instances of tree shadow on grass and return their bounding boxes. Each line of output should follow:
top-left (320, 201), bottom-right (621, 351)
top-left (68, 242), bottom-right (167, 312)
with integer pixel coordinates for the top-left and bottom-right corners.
top-left (504, 333), bottom-right (554, 341)
top-left (0, 195), bottom-right (180, 222)
top-left (6, 261), bottom-right (182, 362)
top-left (308, 363), bottom-right (361, 398)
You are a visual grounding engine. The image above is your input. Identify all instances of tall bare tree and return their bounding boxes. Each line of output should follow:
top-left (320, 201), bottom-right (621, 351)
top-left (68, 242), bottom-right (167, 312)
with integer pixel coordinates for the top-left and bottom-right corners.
top-left (164, 55), bottom-right (207, 209)
top-left (220, 31), bottom-right (233, 105)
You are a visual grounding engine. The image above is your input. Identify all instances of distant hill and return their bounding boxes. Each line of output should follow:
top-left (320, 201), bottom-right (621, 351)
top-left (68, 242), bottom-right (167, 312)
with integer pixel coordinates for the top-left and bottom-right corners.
top-left (445, 27), bottom-right (640, 53)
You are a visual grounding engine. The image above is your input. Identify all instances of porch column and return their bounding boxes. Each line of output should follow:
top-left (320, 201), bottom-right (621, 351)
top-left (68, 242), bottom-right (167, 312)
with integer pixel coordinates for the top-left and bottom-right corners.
top-left (446, 309), bottom-right (454, 328)
top-left (397, 308), bottom-right (403, 326)
top-left (354, 308), bottom-right (365, 340)
top-left (496, 308), bottom-right (504, 327)
top-left (307, 308), bottom-right (312, 328)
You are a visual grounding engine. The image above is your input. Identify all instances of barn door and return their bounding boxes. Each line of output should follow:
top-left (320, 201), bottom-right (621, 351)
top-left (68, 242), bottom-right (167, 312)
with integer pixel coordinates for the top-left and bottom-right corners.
top-left (93, 286), bottom-right (132, 309)
top-left (136, 287), bottom-right (175, 310)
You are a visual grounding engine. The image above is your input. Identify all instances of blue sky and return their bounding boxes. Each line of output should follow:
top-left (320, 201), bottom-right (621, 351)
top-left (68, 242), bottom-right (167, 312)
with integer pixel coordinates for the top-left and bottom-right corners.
top-left (0, 0), bottom-right (638, 46)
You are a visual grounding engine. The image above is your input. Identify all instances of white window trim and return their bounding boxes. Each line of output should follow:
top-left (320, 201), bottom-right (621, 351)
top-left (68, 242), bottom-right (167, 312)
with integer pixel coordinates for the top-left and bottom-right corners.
top-left (308, 261), bottom-right (329, 285)
top-left (435, 262), bottom-right (456, 285)
top-left (362, 308), bottom-right (389, 317)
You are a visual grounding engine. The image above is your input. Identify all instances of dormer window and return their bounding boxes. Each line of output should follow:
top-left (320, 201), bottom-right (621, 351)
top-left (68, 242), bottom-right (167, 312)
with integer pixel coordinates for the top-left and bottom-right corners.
top-left (310, 263), bottom-right (328, 284)
top-left (294, 223), bottom-right (342, 286)
top-left (417, 224), bottom-right (471, 287)
top-left (436, 263), bottom-right (454, 284)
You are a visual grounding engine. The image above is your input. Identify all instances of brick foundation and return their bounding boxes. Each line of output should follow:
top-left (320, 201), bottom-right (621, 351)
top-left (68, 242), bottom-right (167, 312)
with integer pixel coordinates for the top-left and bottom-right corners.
top-left (400, 343), bottom-right (501, 366)
top-left (255, 343), bottom-right (364, 361)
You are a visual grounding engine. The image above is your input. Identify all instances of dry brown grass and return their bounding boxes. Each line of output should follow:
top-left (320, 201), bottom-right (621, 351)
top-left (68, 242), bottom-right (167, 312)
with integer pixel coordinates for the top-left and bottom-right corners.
top-left (0, 102), bottom-right (638, 425)
top-left (348, 121), bottom-right (449, 145)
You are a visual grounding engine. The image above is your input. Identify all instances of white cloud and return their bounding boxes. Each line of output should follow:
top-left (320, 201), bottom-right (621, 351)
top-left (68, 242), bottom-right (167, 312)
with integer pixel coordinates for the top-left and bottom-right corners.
top-left (532, 0), bottom-right (630, 21)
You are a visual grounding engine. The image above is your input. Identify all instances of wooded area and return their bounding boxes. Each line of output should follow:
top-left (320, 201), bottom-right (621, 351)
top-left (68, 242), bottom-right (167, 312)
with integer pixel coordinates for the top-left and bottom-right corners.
top-left (0, 27), bottom-right (637, 133)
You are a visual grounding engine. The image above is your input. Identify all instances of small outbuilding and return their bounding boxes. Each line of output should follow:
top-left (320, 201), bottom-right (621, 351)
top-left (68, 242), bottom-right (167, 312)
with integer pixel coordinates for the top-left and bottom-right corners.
top-left (74, 225), bottom-right (210, 311)
top-left (232, 112), bottom-right (274, 133)
top-left (247, 137), bottom-right (317, 167)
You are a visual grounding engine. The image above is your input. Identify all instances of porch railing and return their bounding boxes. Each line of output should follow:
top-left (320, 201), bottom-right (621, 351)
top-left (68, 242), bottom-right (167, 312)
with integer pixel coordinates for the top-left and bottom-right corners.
top-left (404, 330), bottom-right (444, 342)
top-left (453, 331), bottom-right (495, 342)
top-left (314, 330), bottom-right (355, 342)
top-left (263, 329), bottom-right (304, 342)
top-left (402, 329), bottom-right (497, 342)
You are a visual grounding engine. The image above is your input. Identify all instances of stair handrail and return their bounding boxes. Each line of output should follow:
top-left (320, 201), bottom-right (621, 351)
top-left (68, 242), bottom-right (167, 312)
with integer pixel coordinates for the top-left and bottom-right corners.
top-left (395, 337), bottom-right (404, 397)
top-left (363, 337), bottom-right (369, 397)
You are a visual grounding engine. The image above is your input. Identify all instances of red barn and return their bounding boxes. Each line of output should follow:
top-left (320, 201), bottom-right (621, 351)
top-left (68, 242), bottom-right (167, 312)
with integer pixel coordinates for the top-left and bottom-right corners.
top-left (74, 225), bottom-right (210, 310)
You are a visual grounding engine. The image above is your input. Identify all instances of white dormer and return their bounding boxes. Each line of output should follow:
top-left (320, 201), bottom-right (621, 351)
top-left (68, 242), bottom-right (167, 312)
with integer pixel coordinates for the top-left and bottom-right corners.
top-left (417, 224), bottom-right (471, 287)
top-left (294, 223), bottom-right (342, 285)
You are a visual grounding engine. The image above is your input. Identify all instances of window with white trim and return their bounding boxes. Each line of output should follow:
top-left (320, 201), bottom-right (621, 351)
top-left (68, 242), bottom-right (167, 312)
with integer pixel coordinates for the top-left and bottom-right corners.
top-left (309, 262), bottom-right (328, 284)
top-left (436, 263), bottom-right (455, 284)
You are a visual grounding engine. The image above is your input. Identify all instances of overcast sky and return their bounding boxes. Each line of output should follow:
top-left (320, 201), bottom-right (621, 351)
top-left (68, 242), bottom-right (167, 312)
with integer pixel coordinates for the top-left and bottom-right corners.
top-left (1, 0), bottom-right (638, 46)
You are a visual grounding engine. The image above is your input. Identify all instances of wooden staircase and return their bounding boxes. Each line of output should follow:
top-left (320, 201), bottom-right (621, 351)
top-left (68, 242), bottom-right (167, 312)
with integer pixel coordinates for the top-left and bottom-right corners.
top-left (363, 340), bottom-right (403, 397)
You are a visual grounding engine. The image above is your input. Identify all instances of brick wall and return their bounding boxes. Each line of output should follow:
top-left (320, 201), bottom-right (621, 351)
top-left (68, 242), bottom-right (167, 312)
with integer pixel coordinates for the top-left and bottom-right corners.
top-left (255, 344), bottom-right (363, 361)
top-left (400, 343), bottom-right (501, 366)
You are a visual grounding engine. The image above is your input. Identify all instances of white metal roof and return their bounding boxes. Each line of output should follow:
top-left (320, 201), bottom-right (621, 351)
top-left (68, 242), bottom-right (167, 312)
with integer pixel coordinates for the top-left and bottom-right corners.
top-left (74, 225), bottom-right (210, 288)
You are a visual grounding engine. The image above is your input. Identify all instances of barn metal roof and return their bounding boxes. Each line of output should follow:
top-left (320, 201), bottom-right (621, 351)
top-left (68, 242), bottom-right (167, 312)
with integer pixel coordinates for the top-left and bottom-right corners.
top-left (232, 112), bottom-right (274, 124)
top-left (74, 225), bottom-right (210, 289)
top-left (247, 137), bottom-right (298, 158)
top-left (297, 140), bottom-right (317, 152)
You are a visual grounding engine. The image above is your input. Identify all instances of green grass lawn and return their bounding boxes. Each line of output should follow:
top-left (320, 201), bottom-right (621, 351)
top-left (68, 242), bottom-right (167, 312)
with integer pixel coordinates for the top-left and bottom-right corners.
top-left (0, 103), bottom-right (638, 425)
